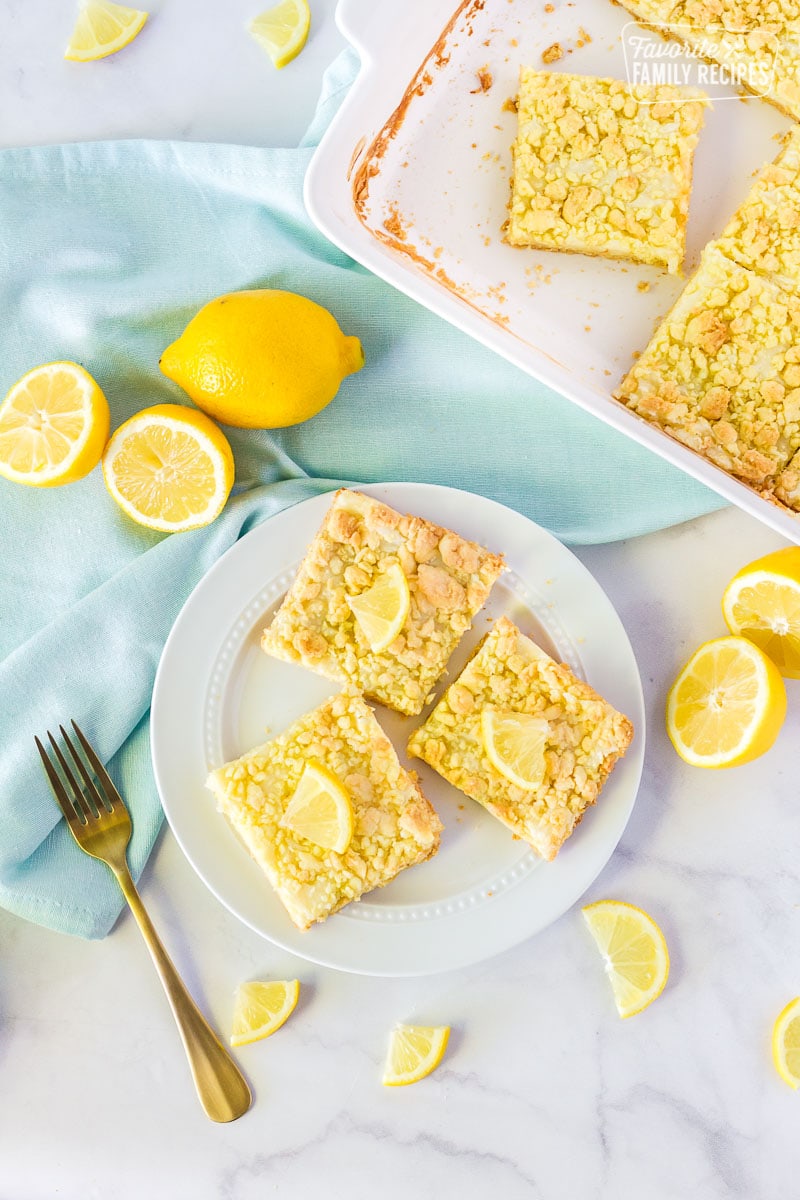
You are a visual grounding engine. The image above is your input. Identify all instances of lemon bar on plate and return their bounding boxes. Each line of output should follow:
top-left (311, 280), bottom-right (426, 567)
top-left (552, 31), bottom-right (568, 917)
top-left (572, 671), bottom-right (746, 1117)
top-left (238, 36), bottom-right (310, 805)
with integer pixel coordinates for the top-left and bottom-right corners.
top-left (262, 489), bottom-right (505, 716)
top-left (407, 617), bottom-right (633, 861)
top-left (616, 245), bottom-right (800, 507)
top-left (506, 69), bottom-right (707, 273)
top-left (207, 692), bottom-right (442, 930)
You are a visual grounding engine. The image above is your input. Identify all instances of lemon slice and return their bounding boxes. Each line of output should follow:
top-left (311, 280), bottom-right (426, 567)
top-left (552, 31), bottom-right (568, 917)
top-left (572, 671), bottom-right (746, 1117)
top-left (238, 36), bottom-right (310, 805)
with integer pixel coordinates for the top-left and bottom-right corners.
top-left (666, 635), bottom-right (786, 768)
top-left (65, 0), bottom-right (148, 62)
top-left (280, 760), bottom-right (353, 854)
top-left (582, 900), bottom-right (670, 1018)
top-left (102, 403), bottom-right (234, 532)
top-left (0, 362), bottom-right (110, 488)
top-left (723, 548), bottom-right (800, 679)
top-left (773, 997), bottom-right (800, 1088)
top-left (230, 980), bottom-right (300, 1047)
top-left (249, 0), bottom-right (311, 69)
top-left (382, 1024), bottom-right (450, 1087)
top-left (346, 562), bottom-right (410, 653)
top-left (480, 709), bottom-right (549, 789)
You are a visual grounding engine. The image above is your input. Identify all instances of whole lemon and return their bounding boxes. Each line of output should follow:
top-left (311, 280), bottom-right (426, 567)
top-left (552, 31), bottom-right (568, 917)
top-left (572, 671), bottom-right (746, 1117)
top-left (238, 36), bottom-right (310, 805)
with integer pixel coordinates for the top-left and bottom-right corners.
top-left (159, 289), bottom-right (364, 429)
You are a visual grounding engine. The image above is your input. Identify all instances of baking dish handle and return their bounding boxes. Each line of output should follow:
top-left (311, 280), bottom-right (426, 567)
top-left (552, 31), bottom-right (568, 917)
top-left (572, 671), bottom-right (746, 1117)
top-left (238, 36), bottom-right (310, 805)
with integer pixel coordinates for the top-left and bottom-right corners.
top-left (334, 0), bottom-right (384, 62)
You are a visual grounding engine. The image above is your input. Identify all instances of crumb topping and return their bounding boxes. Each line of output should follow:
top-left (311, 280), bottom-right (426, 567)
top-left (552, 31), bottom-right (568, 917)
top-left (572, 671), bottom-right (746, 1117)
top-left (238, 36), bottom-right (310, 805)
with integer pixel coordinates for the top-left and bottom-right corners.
top-left (262, 490), bottom-right (504, 716)
top-left (506, 68), bottom-right (707, 273)
top-left (407, 617), bottom-right (633, 861)
top-left (617, 246), bottom-right (800, 500)
top-left (207, 692), bottom-right (442, 929)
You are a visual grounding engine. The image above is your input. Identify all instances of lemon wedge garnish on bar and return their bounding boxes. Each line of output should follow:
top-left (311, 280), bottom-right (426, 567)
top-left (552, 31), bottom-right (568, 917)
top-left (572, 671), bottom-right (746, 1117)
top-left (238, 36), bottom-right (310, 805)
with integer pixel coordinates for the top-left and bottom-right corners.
top-left (347, 562), bottom-right (410, 653)
top-left (280, 760), bottom-right (353, 854)
top-left (230, 980), bottom-right (300, 1047)
top-left (65, 1), bottom-right (148, 62)
top-left (382, 1024), bottom-right (450, 1086)
top-left (249, 0), bottom-right (310, 69)
top-left (480, 709), bottom-right (549, 789)
top-left (582, 900), bottom-right (669, 1018)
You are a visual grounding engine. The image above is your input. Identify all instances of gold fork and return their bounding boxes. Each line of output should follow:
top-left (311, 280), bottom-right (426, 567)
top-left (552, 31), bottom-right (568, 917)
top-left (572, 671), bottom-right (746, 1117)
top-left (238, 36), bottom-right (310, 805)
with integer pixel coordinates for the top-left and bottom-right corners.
top-left (36, 721), bottom-right (252, 1123)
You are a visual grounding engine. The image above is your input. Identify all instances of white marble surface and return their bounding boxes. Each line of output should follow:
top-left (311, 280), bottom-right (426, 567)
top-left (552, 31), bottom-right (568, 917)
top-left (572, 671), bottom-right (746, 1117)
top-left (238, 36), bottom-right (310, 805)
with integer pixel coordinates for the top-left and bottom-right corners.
top-left (2, 3), bottom-right (799, 1198)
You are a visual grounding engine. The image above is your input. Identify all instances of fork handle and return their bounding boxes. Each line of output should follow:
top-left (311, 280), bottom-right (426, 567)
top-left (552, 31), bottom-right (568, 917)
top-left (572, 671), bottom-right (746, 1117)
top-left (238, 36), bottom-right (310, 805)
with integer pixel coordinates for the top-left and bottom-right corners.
top-left (113, 865), bottom-right (252, 1123)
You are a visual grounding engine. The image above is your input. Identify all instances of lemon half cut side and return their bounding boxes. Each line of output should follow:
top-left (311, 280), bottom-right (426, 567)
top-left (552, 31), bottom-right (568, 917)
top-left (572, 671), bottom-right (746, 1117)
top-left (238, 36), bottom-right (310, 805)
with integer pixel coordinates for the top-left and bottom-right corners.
top-left (0, 361), bottom-right (109, 488)
top-left (666, 636), bottom-right (786, 768)
top-left (102, 403), bottom-right (234, 532)
top-left (723, 548), bottom-right (800, 679)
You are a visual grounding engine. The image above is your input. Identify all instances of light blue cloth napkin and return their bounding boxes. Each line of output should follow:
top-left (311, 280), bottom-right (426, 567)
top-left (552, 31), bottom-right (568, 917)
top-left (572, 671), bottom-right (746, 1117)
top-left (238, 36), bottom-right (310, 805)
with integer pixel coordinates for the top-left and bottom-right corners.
top-left (0, 50), bottom-right (723, 939)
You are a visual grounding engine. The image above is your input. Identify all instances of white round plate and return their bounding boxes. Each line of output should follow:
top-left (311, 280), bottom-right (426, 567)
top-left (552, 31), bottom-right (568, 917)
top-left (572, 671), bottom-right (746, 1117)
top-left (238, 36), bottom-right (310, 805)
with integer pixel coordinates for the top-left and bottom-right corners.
top-left (151, 482), bottom-right (645, 976)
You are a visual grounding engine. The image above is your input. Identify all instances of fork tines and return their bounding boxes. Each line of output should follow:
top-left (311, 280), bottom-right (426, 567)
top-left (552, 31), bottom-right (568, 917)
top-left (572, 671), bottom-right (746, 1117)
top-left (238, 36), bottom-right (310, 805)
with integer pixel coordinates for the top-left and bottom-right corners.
top-left (35, 721), bottom-right (120, 825)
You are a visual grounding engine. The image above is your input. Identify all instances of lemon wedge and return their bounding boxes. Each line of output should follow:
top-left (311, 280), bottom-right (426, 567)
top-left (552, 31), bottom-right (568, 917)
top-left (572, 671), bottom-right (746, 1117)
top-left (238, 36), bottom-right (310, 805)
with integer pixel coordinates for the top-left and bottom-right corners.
top-left (723, 548), bottom-right (800, 679)
top-left (480, 709), bottom-right (549, 789)
top-left (65, 0), bottom-right (148, 62)
top-left (230, 980), bottom-right (300, 1047)
top-left (0, 362), bottom-right (110, 488)
top-left (582, 900), bottom-right (670, 1018)
top-left (102, 403), bottom-right (234, 532)
top-left (773, 997), bottom-right (800, 1089)
top-left (249, 0), bottom-right (311, 69)
top-left (382, 1024), bottom-right (450, 1087)
top-left (280, 760), bottom-right (353, 854)
top-left (346, 562), bottom-right (410, 653)
top-left (666, 635), bottom-right (786, 768)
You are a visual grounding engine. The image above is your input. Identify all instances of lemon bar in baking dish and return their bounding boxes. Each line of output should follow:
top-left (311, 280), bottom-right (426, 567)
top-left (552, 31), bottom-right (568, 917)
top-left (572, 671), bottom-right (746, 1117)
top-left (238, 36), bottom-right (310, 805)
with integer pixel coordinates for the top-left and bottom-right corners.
top-left (506, 68), bottom-right (708, 274)
top-left (207, 692), bottom-right (442, 930)
top-left (616, 244), bottom-right (800, 509)
top-left (262, 489), bottom-right (505, 716)
top-left (714, 126), bottom-right (800, 294)
top-left (613, 0), bottom-right (800, 121)
top-left (407, 617), bottom-right (633, 862)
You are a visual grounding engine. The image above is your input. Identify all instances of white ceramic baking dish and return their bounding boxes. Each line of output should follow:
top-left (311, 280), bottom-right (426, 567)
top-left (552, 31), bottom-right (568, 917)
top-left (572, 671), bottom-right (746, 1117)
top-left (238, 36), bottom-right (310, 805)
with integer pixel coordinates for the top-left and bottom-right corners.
top-left (304, 0), bottom-right (800, 543)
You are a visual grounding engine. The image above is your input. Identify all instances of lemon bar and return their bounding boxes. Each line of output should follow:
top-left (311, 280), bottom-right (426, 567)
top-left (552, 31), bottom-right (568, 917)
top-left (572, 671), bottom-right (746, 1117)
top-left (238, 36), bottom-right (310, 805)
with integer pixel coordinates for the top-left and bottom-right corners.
top-left (614, 0), bottom-right (800, 119)
top-left (262, 489), bottom-right (505, 716)
top-left (714, 127), bottom-right (800, 294)
top-left (506, 69), bottom-right (707, 273)
top-left (407, 617), bottom-right (633, 861)
top-left (207, 692), bottom-right (442, 930)
top-left (616, 245), bottom-right (800, 500)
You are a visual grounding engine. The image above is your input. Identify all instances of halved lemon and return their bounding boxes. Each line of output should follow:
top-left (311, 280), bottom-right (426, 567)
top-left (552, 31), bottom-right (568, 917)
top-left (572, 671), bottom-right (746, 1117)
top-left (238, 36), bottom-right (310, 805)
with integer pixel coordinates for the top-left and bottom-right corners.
top-left (382, 1023), bottom-right (450, 1087)
top-left (280, 760), bottom-right (353, 854)
top-left (102, 403), bottom-right (234, 532)
top-left (723, 548), bottom-right (800, 679)
top-left (480, 709), bottom-right (549, 789)
top-left (0, 361), bottom-right (110, 488)
top-left (773, 997), bottom-right (800, 1089)
top-left (666, 636), bottom-right (786, 768)
top-left (346, 562), bottom-right (410, 653)
top-left (582, 900), bottom-right (670, 1019)
top-left (249, 0), bottom-right (311, 69)
top-left (65, 0), bottom-right (148, 62)
top-left (230, 979), bottom-right (300, 1047)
